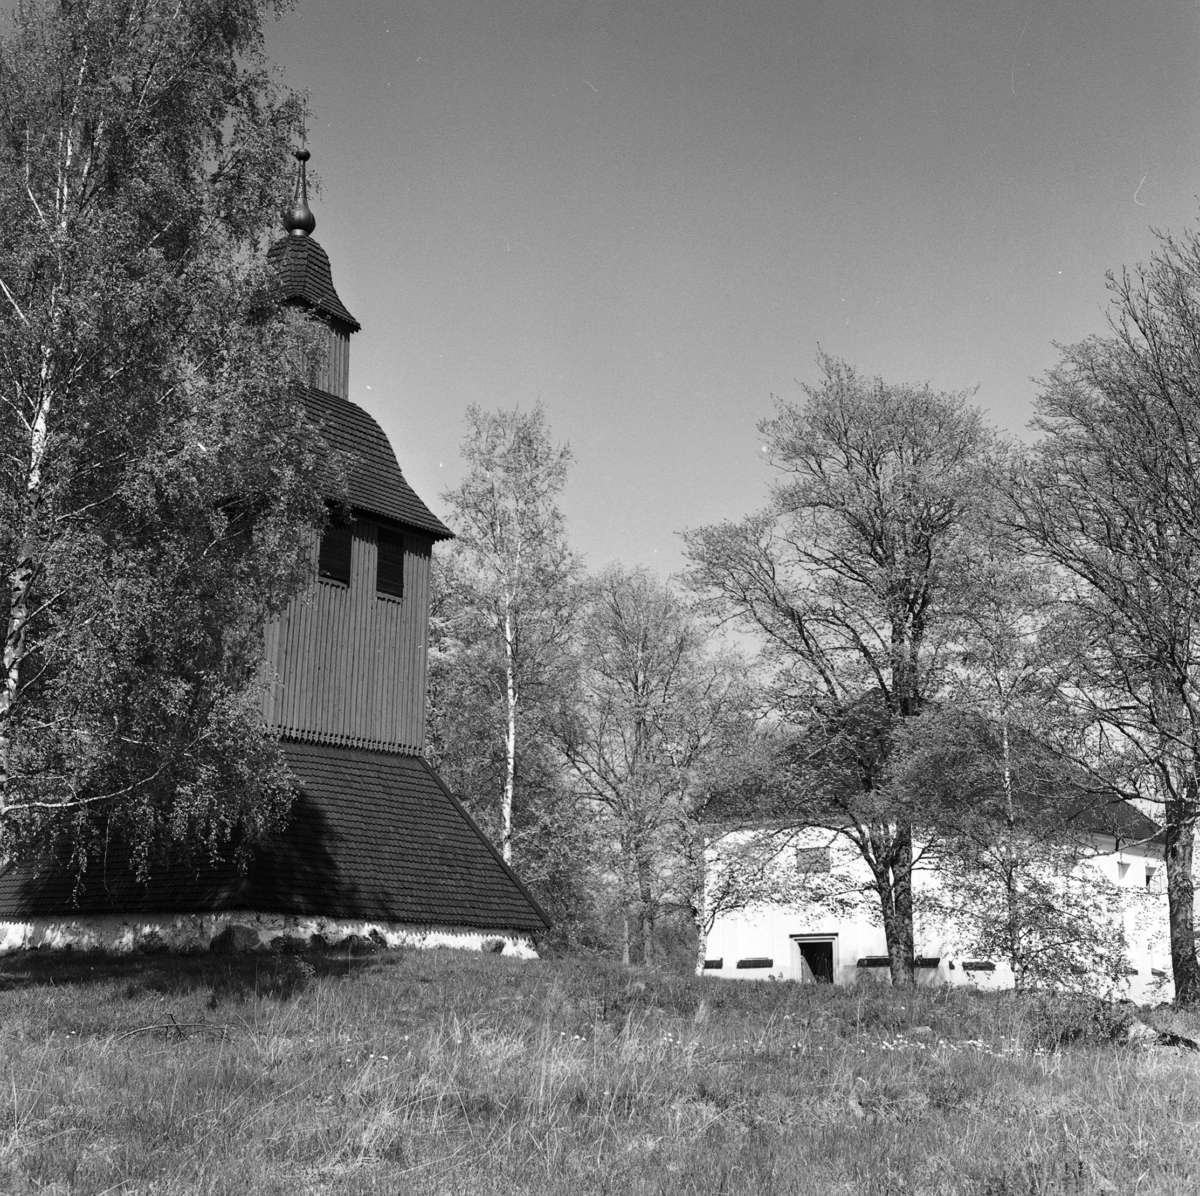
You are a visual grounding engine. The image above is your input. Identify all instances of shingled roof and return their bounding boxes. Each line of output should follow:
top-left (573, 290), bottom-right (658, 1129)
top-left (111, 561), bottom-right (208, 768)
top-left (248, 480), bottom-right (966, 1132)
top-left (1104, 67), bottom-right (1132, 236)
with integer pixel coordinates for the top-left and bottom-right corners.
top-left (1069, 798), bottom-right (1163, 844)
top-left (268, 235), bottom-right (361, 331)
top-left (0, 744), bottom-right (549, 933)
top-left (306, 387), bottom-right (453, 539)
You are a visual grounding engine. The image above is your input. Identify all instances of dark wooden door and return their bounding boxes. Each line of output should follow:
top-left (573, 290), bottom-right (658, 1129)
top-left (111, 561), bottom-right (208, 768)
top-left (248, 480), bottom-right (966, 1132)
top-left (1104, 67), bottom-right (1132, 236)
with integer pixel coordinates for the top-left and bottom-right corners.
top-left (799, 941), bottom-right (834, 982)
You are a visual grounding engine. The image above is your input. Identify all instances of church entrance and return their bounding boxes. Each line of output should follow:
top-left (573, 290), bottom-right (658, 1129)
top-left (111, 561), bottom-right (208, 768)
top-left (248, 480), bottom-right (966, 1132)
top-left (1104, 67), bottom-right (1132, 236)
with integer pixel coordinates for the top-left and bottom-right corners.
top-left (792, 935), bottom-right (837, 983)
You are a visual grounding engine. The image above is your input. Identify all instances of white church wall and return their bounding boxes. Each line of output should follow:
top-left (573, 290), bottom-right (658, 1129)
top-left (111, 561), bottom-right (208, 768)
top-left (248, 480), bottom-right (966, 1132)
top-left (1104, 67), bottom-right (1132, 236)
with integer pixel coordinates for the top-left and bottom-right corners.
top-left (702, 825), bottom-right (1173, 1001)
top-left (0, 911), bottom-right (539, 959)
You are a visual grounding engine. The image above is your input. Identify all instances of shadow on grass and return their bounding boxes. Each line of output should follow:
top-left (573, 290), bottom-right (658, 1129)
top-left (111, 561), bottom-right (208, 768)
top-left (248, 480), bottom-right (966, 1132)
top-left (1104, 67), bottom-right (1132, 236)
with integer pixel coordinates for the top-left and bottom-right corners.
top-left (0, 943), bottom-right (399, 1003)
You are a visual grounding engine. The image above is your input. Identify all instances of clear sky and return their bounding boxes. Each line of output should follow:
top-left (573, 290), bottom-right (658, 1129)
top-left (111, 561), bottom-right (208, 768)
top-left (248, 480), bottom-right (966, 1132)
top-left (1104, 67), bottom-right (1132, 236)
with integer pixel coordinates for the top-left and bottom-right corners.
top-left (265, 0), bottom-right (1200, 576)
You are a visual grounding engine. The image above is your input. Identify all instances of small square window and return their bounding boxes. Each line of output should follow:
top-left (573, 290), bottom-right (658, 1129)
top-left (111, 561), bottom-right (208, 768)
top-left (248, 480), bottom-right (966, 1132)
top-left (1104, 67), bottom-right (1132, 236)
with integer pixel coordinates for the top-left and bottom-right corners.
top-left (318, 516), bottom-right (352, 585)
top-left (376, 529), bottom-right (404, 599)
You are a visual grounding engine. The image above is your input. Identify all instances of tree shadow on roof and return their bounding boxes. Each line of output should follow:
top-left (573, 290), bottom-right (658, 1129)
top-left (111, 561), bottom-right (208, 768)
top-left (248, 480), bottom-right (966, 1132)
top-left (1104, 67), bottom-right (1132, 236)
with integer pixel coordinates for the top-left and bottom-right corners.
top-left (0, 791), bottom-right (365, 919)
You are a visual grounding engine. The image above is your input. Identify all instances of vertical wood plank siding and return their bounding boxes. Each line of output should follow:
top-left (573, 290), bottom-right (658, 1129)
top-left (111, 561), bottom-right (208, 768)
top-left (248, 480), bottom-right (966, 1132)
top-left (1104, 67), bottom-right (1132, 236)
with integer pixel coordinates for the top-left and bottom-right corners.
top-left (261, 522), bottom-right (432, 753)
top-left (313, 324), bottom-right (351, 399)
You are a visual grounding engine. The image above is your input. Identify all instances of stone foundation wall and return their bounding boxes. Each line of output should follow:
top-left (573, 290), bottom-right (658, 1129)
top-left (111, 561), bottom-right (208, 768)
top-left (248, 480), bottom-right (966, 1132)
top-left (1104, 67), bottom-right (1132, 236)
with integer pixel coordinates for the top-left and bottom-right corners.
top-left (0, 911), bottom-right (538, 959)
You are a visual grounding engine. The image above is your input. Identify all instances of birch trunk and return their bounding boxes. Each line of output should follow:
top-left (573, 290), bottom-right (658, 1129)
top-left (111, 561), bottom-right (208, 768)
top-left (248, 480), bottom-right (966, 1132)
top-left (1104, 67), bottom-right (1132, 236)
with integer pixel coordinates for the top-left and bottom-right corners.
top-left (0, 363), bottom-right (51, 814)
top-left (501, 603), bottom-right (516, 864)
top-left (2, 69), bottom-right (75, 812)
top-left (1000, 721), bottom-right (1023, 984)
top-left (693, 838), bottom-right (710, 975)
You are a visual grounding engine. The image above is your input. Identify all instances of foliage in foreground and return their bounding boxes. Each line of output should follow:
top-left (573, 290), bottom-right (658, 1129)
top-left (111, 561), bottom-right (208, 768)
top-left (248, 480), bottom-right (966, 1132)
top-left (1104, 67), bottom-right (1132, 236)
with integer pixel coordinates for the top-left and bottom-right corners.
top-left (0, 0), bottom-right (329, 870)
top-left (1, 948), bottom-right (1199, 1195)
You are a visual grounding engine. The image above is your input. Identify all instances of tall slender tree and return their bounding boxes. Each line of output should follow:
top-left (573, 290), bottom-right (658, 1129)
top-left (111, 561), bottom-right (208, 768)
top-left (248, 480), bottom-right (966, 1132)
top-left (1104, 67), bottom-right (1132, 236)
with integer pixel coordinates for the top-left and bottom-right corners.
top-left (684, 354), bottom-right (994, 985)
top-left (427, 542), bottom-right (594, 943)
top-left (1010, 225), bottom-right (1200, 1003)
top-left (434, 405), bottom-right (580, 865)
top-left (896, 548), bottom-right (1095, 985)
top-left (0, 0), bottom-right (333, 870)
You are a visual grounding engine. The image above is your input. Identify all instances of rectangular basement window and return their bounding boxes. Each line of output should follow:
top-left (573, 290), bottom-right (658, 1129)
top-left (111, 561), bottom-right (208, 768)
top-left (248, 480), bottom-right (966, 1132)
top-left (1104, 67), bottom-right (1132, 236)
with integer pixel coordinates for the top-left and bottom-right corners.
top-left (318, 516), bottom-right (353, 585)
top-left (736, 957), bottom-right (774, 969)
top-left (702, 958), bottom-right (723, 970)
top-left (376, 528), bottom-right (405, 599)
top-left (855, 956), bottom-right (940, 969)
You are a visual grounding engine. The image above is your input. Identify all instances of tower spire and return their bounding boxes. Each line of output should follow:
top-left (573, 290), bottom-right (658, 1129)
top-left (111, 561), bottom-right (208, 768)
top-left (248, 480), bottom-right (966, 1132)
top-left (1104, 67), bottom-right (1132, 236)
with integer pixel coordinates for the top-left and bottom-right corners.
top-left (283, 148), bottom-right (316, 238)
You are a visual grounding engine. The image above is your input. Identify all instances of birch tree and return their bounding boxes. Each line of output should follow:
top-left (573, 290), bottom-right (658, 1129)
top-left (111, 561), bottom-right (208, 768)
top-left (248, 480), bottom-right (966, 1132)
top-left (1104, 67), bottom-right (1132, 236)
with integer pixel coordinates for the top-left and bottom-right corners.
top-left (899, 550), bottom-right (1096, 985)
top-left (1010, 226), bottom-right (1200, 1003)
top-left (684, 354), bottom-right (995, 986)
top-left (436, 405), bottom-right (580, 864)
top-left (427, 543), bottom-right (594, 941)
top-left (0, 0), bottom-right (332, 870)
top-left (896, 706), bottom-right (1129, 991)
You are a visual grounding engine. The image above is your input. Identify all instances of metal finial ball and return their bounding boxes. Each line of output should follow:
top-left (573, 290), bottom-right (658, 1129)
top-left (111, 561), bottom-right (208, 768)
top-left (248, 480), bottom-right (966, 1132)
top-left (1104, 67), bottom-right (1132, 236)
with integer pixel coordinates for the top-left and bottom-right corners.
top-left (283, 148), bottom-right (315, 236)
top-left (283, 202), bottom-right (316, 237)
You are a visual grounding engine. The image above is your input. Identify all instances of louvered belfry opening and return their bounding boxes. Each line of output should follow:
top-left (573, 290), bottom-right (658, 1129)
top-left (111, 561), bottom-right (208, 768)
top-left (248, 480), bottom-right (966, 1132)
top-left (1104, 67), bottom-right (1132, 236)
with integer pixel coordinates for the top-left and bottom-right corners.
top-left (318, 513), bottom-right (353, 585)
top-left (376, 528), bottom-right (405, 598)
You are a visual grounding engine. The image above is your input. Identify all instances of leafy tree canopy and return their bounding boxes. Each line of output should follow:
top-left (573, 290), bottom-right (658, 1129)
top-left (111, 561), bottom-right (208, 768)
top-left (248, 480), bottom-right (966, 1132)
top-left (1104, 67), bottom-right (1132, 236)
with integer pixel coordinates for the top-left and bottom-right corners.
top-left (0, 0), bottom-right (337, 875)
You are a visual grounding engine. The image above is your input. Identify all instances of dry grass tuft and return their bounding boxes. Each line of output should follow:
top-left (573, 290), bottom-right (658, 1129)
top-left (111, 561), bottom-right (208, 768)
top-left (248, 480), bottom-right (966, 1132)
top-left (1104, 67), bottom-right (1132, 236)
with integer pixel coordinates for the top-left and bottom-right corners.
top-left (0, 948), bottom-right (1197, 1193)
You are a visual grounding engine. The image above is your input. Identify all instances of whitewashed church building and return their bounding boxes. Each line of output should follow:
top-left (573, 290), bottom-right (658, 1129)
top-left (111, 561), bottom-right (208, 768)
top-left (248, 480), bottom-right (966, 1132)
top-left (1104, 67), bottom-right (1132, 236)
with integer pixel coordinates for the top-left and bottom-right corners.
top-left (701, 800), bottom-right (1173, 1002)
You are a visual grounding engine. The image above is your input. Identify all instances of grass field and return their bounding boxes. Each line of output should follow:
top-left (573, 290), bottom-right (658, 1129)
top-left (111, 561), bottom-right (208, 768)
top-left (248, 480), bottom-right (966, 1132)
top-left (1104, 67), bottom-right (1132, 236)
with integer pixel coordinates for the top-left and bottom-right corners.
top-left (1, 945), bottom-right (1199, 1195)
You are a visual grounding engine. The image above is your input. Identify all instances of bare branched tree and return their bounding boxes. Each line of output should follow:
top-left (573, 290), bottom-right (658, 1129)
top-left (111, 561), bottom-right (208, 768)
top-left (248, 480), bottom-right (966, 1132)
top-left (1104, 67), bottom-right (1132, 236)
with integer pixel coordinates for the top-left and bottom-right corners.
top-left (684, 353), bottom-right (995, 985)
top-left (1010, 227), bottom-right (1200, 1002)
top-left (551, 566), bottom-right (755, 965)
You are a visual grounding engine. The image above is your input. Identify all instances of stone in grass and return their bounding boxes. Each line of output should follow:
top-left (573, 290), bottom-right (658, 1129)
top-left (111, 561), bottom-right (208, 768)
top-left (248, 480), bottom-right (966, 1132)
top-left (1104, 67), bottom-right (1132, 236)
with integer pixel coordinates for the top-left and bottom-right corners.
top-left (306, 930), bottom-right (389, 954)
top-left (1153, 1028), bottom-right (1200, 1051)
top-left (208, 925), bottom-right (262, 955)
top-left (1120, 1021), bottom-right (1158, 1047)
top-left (1121, 1020), bottom-right (1200, 1050)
